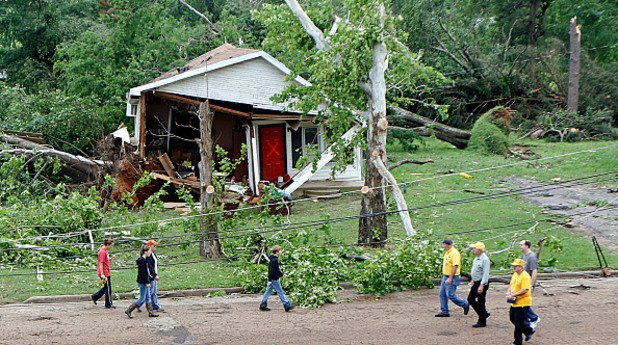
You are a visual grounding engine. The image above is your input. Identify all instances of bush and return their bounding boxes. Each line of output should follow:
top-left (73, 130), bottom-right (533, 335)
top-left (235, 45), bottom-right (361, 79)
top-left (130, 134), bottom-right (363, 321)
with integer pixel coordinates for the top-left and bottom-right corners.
top-left (468, 106), bottom-right (512, 155)
top-left (354, 238), bottom-right (442, 296)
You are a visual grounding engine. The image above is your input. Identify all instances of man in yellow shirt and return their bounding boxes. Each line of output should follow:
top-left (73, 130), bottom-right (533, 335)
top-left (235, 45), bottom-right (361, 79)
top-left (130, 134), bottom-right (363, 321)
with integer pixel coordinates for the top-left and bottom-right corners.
top-left (507, 258), bottom-right (535, 345)
top-left (435, 239), bottom-right (470, 317)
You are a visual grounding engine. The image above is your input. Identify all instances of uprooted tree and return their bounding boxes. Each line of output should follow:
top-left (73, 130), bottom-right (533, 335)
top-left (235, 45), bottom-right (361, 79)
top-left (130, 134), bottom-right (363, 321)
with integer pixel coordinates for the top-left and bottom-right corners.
top-left (256, 0), bottom-right (446, 245)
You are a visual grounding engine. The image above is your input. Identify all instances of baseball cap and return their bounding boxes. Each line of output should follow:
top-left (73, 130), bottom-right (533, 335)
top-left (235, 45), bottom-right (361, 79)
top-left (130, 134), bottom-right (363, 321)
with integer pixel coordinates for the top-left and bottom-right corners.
top-left (470, 241), bottom-right (485, 250)
top-left (511, 258), bottom-right (526, 267)
top-left (146, 240), bottom-right (158, 247)
top-left (442, 239), bottom-right (453, 245)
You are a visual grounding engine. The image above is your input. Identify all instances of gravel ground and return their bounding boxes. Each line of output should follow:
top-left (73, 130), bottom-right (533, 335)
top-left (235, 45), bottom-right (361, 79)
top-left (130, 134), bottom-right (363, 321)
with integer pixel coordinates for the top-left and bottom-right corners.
top-left (1, 276), bottom-right (616, 345)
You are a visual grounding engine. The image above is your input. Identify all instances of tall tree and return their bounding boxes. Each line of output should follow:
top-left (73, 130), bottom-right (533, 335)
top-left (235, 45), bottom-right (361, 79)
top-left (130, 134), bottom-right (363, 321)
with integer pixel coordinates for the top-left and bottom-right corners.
top-left (256, 0), bottom-right (445, 245)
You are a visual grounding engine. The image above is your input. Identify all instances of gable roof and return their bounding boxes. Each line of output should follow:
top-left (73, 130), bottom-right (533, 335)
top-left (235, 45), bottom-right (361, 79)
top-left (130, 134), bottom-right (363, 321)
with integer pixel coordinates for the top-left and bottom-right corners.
top-left (153, 43), bottom-right (258, 82)
top-left (128, 43), bottom-right (310, 97)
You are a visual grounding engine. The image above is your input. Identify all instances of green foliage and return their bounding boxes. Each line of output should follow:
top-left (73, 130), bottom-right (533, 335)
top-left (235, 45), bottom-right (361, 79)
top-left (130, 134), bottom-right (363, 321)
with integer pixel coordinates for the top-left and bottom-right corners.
top-left (255, 0), bottom-right (446, 175)
top-left (284, 247), bottom-right (346, 308)
top-left (386, 127), bottom-right (421, 151)
top-left (537, 108), bottom-right (617, 142)
top-left (468, 107), bottom-right (511, 155)
top-left (0, 84), bottom-right (107, 153)
top-left (354, 237), bottom-right (442, 295)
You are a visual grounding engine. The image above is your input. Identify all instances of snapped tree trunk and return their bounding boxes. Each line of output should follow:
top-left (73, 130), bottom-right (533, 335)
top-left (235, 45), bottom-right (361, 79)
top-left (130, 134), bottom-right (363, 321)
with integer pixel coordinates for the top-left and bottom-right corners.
top-left (197, 101), bottom-right (221, 258)
top-left (283, 0), bottom-right (416, 245)
top-left (567, 17), bottom-right (581, 113)
top-left (359, 4), bottom-right (415, 246)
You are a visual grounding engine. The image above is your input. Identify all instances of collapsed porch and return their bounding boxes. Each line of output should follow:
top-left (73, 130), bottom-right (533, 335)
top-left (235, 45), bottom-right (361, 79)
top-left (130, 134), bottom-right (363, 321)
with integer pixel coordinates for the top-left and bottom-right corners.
top-left (135, 91), bottom-right (361, 196)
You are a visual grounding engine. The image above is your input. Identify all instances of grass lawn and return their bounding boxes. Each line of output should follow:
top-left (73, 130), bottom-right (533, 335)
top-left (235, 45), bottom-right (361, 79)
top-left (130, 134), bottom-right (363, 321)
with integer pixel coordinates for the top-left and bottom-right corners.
top-left (1, 138), bottom-right (617, 303)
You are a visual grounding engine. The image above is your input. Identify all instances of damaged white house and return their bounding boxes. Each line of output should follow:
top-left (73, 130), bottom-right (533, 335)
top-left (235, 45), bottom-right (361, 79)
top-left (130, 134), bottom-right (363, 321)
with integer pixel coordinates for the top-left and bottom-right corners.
top-left (126, 43), bottom-right (363, 195)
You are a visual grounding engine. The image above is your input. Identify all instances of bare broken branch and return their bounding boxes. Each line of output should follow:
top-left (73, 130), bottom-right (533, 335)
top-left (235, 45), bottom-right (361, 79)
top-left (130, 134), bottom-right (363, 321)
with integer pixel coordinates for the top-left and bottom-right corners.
top-left (177, 0), bottom-right (218, 35)
top-left (284, 0), bottom-right (329, 50)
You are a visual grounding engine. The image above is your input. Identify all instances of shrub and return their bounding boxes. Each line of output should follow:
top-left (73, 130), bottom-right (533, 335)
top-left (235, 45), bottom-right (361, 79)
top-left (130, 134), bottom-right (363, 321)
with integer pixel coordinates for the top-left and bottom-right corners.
top-left (468, 106), bottom-right (512, 155)
top-left (354, 238), bottom-right (442, 296)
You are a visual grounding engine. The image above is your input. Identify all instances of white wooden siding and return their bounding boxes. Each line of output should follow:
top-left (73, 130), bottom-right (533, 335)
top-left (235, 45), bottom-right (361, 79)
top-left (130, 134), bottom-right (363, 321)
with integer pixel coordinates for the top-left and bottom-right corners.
top-left (158, 58), bottom-right (296, 109)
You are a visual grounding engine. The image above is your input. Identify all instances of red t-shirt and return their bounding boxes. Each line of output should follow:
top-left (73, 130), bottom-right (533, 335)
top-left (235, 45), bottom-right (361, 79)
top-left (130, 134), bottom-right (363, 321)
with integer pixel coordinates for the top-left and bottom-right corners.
top-left (97, 246), bottom-right (111, 277)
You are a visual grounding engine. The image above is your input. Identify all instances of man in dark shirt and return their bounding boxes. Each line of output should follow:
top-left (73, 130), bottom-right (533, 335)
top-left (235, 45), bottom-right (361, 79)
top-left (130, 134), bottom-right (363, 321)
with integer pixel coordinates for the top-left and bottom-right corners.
top-left (520, 240), bottom-right (540, 332)
top-left (259, 246), bottom-right (294, 312)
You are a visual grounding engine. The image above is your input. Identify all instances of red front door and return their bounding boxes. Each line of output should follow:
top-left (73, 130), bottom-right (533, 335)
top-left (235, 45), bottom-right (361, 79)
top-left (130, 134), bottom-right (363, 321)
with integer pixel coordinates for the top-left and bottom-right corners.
top-left (260, 125), bottom-right (286, 182)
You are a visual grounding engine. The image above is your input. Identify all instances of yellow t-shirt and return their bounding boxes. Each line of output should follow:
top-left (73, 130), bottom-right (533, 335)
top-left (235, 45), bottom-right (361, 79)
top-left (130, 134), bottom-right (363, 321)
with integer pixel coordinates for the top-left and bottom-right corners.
top-left (442, 247), bottom-right (461, 276)
top-left (509, 271), bottom-right (532, 307)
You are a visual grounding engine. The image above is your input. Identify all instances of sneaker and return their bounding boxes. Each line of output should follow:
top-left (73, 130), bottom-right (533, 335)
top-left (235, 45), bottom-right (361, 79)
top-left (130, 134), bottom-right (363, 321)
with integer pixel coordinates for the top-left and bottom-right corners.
top-left (530, 316), bottom-right (540, 329)
top-left (434, 313), bottom-right (450, 317)
top-left (463, 304), bottom-right (470, 315)
top-left (525, 329), bottom-right (535, 341)
top-left (154, 307), bottom-right (165, 313)
top-left (259, 306), bottom-right (271, 311)
top-left (472, 323), bottom-right (486, 328)
top-left (285, 305), bottom-right (295, 312)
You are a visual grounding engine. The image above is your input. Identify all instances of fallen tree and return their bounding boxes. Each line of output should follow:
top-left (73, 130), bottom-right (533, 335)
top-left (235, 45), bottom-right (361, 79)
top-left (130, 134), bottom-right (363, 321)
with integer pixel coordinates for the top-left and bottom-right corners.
top-left (1, 133), bottom-right (111, 182)
top-left (388, 107), bottom-right (471, 149)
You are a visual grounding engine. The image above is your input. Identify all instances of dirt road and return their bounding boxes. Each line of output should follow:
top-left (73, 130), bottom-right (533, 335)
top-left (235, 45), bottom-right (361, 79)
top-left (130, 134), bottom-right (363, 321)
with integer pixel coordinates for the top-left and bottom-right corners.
top-left (508, 176), bottom-right (618, 251)
top-left (1, 276), bottom-right (616, 344)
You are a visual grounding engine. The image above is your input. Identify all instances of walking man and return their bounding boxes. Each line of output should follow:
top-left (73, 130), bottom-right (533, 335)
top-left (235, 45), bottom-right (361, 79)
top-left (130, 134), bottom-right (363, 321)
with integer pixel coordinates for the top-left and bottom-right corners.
top-left (520, 240), bottom-right (540, 329)
top-left (435, 239), bottom-right (469, 317)
top-left (259, 246), bottom-right (294, 312)
top-left (91, 238), bottom-right (116, 308)
top-left (507, 258), bottom-right (534, 345)
top-left (467, 241), bottom-right (490, 327)
top-left (146, 240), bottom-right (164, 313)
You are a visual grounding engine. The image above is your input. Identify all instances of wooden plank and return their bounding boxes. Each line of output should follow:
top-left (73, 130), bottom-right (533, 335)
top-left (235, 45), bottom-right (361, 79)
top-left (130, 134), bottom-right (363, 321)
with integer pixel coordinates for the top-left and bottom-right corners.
top-left (209, 104), bottom-right (251, 118)
top-left (155, 91), bottom-right (201, 106)
top-left (151, 172), bottom-right (200, 189)
top-left (251, 113), bottom-right (315, 120)
top-left (154, 92), bottom-right (251, 118)
top-left (139, 94), bottom-right (147, 159)
top-left (158, 153), bottom-right (177, 177)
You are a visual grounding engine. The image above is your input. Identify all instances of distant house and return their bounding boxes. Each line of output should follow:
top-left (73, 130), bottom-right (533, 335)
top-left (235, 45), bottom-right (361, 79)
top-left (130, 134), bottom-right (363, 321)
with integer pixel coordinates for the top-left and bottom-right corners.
top-left (126, 44), bottom-right (362, 195)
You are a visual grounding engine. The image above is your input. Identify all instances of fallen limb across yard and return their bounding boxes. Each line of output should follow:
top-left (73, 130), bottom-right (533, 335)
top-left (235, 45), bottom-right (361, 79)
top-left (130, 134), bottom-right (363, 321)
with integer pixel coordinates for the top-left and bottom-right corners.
top-left (388, 107), bottom-right (471, 149)
top-left (1, 134), bottom-right (111, 182)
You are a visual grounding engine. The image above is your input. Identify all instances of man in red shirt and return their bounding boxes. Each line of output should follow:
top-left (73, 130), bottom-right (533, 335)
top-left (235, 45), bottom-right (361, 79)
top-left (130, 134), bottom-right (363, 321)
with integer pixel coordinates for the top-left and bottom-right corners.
top-left (91, 238), bottom-right (116, 308)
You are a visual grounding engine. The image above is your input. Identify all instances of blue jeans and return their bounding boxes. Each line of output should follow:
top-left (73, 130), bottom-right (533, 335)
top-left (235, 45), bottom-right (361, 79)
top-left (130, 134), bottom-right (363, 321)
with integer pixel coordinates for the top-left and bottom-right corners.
top-left (135, 283), bottom-right (152, 307)
top-left (150, 279), bottom-right (161, 310)
top-left (260, 280), bottom-right (291, 309)
top-left (439, 275), bottom-right (468, 314)
top-left (524, 307), bottom-right (539, 326)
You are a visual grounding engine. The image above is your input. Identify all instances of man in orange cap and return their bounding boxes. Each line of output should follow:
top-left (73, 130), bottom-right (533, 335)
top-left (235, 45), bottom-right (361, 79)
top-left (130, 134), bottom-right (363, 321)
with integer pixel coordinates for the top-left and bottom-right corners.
top-left (146, 239), bottom-right (163, 312)
top-left (467, 242), bottom-right (490, 327)
top-left (507, 258), bottom-right (534, 345)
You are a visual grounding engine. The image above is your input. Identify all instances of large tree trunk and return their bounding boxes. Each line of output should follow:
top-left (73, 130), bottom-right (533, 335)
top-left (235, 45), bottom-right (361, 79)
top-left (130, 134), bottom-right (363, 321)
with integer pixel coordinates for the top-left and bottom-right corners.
top-left (387, 107), bottom-right (471, 149)
top-left (359, 4), bottom-right (415, 246)
top-left (567, 17), bottom-right (581, 113)
top-left (197, 101), bottom-right (221, 258)
top-left (1, 134), bottom-right (110, 182)
top-left (359, 104), bottom-right (389, 246)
